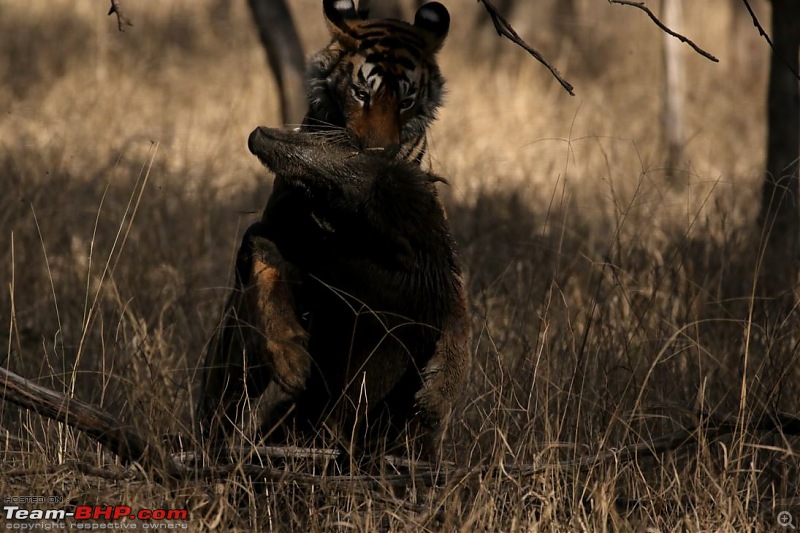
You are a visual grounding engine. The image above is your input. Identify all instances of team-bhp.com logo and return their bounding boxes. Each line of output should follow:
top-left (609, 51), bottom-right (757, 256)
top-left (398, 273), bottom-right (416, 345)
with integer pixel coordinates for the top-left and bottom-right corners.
top-left (3, 504), bottom-right (188, 530)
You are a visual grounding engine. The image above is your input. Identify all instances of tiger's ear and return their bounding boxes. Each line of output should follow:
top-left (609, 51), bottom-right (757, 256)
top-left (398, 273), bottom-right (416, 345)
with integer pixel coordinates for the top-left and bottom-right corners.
top-left (414, 2), bottom-right (450, 53)
top-left (323, 0), bottom-right (360, 46)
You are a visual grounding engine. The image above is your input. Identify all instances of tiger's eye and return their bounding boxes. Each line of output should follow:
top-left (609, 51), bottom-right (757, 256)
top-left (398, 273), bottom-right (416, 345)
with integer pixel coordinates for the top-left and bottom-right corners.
top-left (399, 97), bottom-right (415, 111)
top-left (353, 88), bottom-right (370, 102)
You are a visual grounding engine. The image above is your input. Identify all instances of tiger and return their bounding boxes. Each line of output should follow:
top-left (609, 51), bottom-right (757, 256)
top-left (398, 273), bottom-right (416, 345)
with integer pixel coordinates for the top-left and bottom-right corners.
top-left (196, 0), bottom-right (461, 460)
top-left (302, 0), bottom-right (450, 164)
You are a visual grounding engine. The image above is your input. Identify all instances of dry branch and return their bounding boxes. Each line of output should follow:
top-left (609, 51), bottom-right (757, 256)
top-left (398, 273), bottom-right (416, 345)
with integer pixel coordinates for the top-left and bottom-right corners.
top-left (0, 365), bottom-right (173, 476)
top-left (478, 0), bottom-right (575, 95)
top-left (609, 0), bottom-right (718, 62)
top-left (218, 410), bottom-right (800, 486)
top-left (2, 364), bottom-right (798, 489)
top-left (108, 0), bottom-right (133, 32)
top-left (741, 0), bottom-right (800, 80)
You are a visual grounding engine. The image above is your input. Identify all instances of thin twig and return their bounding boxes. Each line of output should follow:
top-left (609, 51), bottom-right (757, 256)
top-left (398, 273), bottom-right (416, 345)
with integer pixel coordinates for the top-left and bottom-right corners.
top-left (173, 445), bottom-right (340, 465)
top-left (740, 0), bottom-right (800, 80)
top-left (609, 0), bottom-right (718, 62)
top-left (478, 0), bottom-right (575, 95)
top-left (108, 0), bottom-right (133, 32)
top-left (741, 0), bottom-right (771, 40)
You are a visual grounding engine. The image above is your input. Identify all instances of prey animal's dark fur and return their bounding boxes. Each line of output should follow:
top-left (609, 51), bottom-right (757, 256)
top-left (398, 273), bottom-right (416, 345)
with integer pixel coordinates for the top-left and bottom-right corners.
top-left (197, 127), bottom-right (471, 459)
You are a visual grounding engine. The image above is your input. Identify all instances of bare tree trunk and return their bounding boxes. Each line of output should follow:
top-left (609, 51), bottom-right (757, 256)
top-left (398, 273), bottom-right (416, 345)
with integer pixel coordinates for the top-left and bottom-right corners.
top-left (661, 0), bottom-right (686, 185)
top-left (248, 0), bottom-right (307, 126)
top-left (758, 0), bottom-right (800, 299)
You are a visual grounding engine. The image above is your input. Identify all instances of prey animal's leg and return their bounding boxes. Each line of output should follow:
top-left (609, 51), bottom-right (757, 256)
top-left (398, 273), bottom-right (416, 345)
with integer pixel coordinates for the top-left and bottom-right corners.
top-left (196, 222), bottom-right (310, 448)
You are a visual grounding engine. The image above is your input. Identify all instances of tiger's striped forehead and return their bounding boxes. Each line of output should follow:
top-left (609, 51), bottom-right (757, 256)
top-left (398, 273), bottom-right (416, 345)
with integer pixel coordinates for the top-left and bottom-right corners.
top-left (354, 56), bottom-right (419, 97)
top-left (339, 20), bottom-right (432, 93)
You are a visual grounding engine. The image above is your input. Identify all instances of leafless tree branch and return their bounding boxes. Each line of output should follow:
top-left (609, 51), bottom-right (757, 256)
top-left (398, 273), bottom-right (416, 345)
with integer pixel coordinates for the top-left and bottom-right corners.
top-left (740, 0), bottom-right (800, 80)
top-left (741, 0), bottom-right (770, 40)
top-left (478, 0), bottom-right (575, 96)
top-left (108, 0), bottom-right (133, 32)
top-left (0, 365), bottom-right (174, 478)
top-left (609, 0), bottom-right (719, 62)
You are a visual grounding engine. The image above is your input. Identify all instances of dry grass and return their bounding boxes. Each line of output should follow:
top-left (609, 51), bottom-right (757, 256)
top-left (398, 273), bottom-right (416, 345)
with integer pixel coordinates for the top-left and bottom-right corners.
top-left (1, 0), bottom-right (797, 530)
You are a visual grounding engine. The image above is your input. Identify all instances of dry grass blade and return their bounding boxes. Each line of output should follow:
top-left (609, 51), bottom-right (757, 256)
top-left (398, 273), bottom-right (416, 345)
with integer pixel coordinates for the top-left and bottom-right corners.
top-left (4, 361), bottom-right (798, 492)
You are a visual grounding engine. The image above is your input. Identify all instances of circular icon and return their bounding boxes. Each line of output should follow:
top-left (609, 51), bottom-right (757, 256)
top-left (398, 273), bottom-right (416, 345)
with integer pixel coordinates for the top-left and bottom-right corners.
top-left (778, 511), bottom-right (795, 529)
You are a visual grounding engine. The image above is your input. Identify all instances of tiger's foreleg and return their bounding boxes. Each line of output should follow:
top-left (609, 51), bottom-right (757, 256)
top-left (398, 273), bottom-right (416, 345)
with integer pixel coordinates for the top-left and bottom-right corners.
top-left (196, 222), bottom-right (311, 448)
top-left (411, 278), bottom-right (473, 462)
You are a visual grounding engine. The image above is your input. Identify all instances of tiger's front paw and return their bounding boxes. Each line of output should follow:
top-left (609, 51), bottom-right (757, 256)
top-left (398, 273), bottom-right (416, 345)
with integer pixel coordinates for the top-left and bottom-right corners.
top-left (267, 333), bottom-right (311, 396)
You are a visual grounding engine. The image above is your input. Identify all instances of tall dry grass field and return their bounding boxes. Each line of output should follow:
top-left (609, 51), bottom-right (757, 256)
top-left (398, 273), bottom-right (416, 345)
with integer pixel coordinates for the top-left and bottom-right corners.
top-left (1, 0), bottom-right (797, 530)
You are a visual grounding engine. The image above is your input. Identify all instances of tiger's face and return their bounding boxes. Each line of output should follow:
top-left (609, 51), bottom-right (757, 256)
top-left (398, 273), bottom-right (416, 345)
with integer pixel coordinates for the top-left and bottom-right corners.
top-left (305, 0), bottom-right (450, 158)
top-left (344, 52), bottom-right (424, 151)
